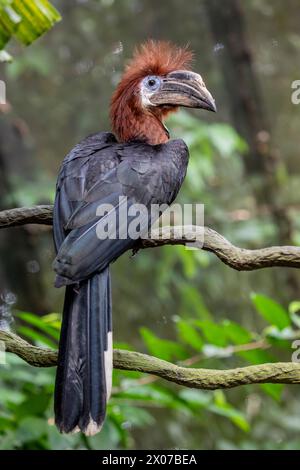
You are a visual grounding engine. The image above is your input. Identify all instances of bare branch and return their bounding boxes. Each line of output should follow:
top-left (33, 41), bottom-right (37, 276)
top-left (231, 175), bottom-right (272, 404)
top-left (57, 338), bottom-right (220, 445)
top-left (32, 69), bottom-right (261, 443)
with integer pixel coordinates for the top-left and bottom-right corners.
top-left (140, 226), bottom-right (300, 271)
top-left (0, 205), bottom-right (53, 228)
top-left (0, 205), bottom-right (299, 271)
top-left (1, 207), bottom-right (299, 391)
top-left (1, 330), bottom-right (300, 389)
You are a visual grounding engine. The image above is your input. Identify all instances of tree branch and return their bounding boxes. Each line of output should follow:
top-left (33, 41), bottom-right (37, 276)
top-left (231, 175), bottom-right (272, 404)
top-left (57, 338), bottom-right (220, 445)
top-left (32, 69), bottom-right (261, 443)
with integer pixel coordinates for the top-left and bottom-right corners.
top-left (0, 205), bottom-right (299, 271)
top-left (1, 207), bottom-right (299, 391)
top-left (1, 330), bottom-right (299, 389)
top-left (0, 205), bottom-right (53, 228)
top-left (140, 226), bottom-right (300, 271)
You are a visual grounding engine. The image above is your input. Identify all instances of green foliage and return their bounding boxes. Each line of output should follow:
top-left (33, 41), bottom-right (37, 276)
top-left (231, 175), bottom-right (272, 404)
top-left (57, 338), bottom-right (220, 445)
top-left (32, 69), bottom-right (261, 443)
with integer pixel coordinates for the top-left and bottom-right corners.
top-left (168, 111), bottom-right (247, 203)
top-left (0, 3), bottom-right (298, 448)
top-left (2, 289), bottom-right (298, 449)
top-left (140, 327), bottom-right (188, 361)
top-left (176, 318), bottom-right (204, 350)
top-left (16, 311), bottom-right (59, 348)
top-left (0, 0), bottom-right (61, 59)
top-left (251, 293), bottom-right (291, 330)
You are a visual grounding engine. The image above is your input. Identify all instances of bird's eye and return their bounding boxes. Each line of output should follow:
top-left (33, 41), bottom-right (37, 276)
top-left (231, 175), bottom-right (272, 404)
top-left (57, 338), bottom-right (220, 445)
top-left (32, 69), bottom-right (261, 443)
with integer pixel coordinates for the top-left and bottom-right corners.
top-left (144, 76), bottom-right (161, 91)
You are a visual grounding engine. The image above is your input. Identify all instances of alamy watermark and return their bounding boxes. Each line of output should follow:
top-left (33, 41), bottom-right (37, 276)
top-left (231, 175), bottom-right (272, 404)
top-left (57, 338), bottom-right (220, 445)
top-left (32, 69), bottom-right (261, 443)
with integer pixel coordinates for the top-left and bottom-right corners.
top-left (94, 197), bottom-right (204, 246)
top-left (292, 340), bottom-right (300, 363)
top-left (0, 80), bottom-right (6, 105)
top-left (291, 80), bottom-right (300, 105)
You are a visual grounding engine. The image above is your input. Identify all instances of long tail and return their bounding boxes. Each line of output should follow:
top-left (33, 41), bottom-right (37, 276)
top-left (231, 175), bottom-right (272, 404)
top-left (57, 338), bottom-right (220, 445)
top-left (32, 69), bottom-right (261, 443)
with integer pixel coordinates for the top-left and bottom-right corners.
top-left (54, 267), bottom-right (112, 436)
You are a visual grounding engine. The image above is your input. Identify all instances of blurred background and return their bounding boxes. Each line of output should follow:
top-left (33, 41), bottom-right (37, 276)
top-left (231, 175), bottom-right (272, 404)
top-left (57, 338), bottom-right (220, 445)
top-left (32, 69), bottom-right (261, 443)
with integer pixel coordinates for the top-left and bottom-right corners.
top-left (0, 0), bottom-right (300, 450)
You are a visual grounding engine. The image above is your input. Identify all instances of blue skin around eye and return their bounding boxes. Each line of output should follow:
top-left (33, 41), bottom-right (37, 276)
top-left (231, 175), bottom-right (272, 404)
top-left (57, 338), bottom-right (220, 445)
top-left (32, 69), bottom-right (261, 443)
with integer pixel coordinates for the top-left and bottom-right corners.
top-left (143, 75), bottom-right (161, 91)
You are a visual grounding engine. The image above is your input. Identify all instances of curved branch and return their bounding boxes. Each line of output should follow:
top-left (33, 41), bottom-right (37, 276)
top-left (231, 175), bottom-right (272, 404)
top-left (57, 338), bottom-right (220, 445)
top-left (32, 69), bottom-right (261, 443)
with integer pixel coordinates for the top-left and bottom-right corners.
top-left (1, 330), bottom-right (300, 389)
top-left (140, 226), bottom-right (300, 271)
top-left (0, 205), bottom-right (299, 271)
top-left (0, 205), bottom-right (53, 228)
top-left (1, 208), bottom-right (299, 390)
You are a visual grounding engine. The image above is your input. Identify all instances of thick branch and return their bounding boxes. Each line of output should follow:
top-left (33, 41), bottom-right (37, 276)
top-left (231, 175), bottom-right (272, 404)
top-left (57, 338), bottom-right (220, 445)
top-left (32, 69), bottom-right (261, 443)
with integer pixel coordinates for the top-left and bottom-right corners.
top-left (1, 330), bottom-right (300, 389)
top-left (0, 205), bottom-right (53, 228)
top-left (1, 207), bottom-right (299, 390)
top-left (0, 205), bottom-right (299, 271)
top-left (140, 226), bottom-right (300, 271)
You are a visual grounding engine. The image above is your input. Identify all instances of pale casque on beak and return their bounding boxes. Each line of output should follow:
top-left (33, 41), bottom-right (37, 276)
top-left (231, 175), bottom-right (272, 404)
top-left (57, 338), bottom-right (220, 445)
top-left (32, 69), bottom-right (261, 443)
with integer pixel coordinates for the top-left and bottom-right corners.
top-left (141, 70), bottom-right (217, 113)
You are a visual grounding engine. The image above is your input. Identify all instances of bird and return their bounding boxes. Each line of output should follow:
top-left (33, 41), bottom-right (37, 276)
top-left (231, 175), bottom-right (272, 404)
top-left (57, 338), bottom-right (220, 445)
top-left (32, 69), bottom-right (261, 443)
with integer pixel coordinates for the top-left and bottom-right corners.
top-left (53, 40), bottom-right (216, 436)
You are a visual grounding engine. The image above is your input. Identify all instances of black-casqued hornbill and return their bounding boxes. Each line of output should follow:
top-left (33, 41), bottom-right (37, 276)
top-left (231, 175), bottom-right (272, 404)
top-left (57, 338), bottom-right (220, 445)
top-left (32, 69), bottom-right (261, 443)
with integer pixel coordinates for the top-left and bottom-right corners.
top-left (53, 40), bottom-right (216, 436)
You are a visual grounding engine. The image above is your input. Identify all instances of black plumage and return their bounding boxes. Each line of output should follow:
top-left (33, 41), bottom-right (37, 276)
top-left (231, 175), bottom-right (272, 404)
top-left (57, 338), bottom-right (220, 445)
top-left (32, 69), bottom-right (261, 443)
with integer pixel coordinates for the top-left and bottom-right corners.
top-left (53, 131), bottom-right (189, 435)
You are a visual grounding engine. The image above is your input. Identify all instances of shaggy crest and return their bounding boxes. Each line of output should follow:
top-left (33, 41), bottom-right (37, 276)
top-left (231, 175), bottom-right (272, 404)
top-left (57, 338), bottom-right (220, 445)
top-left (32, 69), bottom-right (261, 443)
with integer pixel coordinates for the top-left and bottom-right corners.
top-left (122, 40), bottom-right (193, 82)
top-left (110, 40), bottom-right (194, 143)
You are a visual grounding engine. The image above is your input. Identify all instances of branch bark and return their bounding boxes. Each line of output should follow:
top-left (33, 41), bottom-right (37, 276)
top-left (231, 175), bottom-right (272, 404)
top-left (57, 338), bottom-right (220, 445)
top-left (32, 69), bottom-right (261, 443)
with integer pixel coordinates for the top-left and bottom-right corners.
top-left (0, 205), bottom-right (299, 271)
top-left (0, 205), bottom-right (53, 228)
top-left (1, 330), bottom-right (300, 389)
top-left (0, 206), bottom-right (299, 393)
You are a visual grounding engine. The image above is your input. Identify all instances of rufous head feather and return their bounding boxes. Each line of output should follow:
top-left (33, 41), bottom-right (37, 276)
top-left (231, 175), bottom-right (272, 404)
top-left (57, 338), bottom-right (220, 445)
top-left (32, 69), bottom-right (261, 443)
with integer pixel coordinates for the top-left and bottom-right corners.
top-left (110, 40), bottom-right (215, 145)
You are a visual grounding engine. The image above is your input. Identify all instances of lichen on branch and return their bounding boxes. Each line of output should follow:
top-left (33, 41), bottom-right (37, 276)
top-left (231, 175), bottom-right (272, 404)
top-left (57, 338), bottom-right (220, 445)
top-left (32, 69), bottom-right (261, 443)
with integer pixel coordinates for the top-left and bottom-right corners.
top-left (1, 330), bottom-right (300, 389)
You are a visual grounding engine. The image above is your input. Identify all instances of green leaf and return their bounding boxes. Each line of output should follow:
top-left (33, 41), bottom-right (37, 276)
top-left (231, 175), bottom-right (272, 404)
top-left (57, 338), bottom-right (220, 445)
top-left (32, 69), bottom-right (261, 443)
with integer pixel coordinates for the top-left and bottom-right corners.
top-left (16, 311), bottom-right (60, 341)
top-left (0, 388), bottom-right (26, 405)
top-left (209, 402), bottom-right (250, 432)
top-left (251, 293), bottom-right (290, 330)
top-left (115, 406), bottom-right (155, 428)
top-left (222, 320), bottom-right (276, 365)
top-left (237, 348), bottom-right (276, 366)
top-left (0, 0), bottom-right (61, 59)
top-left (115, 384), bottom-right (187, 411)
top-left (16, 417), bottom-right (48, 443)
top-left (177, 248), bottom-right (197, 279)
top-left (0, 5), bottom-right (21, 37)
top-left (179, 389), bottom-right (212, 410)
top-left (0, 20), bottom-right (10, 49)
top-left (0, 431), bottom-right (17, 450)
top-left (113, 341), bottom-right (134, 351)
top-left (260, 383), bottom-right (284, 401)
top-left (42, 312), bottom-right (61, 330)
top-left (224, 322), bottom-right (280, 399)
top-left (140, 327), bottom-right (188, 361)
top-left (196, 320), bottom-right (228, 347)
top-left (179, 389), bottom-right (249, 432)
top-left (106, 407), bottom-right (130, 448)
top-left (47, 425), bottom-right (81, 451)
top-left (209, 391), bottom-right (250, 431)
top-left (13, 393), bottom-right (51, 419)
top-left (222, 319), bottom-right (253, 344)
top-left (176, 319), bottom-right (203, 351)
top-left (18, 325), bottom-right (57, 349)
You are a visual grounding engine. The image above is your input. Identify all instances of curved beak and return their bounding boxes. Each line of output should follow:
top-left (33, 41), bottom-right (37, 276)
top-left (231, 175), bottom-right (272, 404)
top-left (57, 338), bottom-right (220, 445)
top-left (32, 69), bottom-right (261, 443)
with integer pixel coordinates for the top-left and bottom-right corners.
top-left (149, 70), bottom-right (217, 112)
